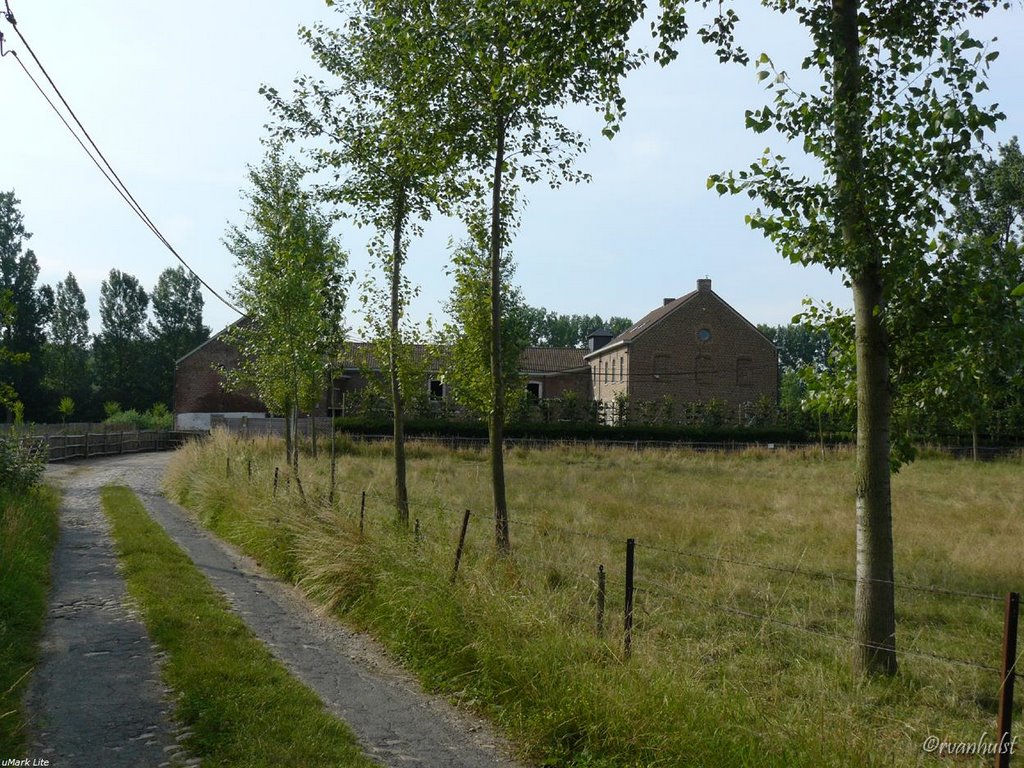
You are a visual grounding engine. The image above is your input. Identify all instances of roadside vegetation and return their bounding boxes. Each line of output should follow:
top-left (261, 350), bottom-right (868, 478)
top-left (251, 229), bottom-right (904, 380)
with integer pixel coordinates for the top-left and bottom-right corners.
top-left (100, 485), bottom-right (375, 768)
top-left (165, 430), bottom-right (1024, 767)
top-left (0, 484), bottom-right (59, 756)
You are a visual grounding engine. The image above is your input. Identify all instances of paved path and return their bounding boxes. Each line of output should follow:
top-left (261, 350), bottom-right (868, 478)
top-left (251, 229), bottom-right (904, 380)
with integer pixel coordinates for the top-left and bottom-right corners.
top-left (27, 460), bottom-right (196, 768)
top-left (32, 454), bottom-right (526, 768)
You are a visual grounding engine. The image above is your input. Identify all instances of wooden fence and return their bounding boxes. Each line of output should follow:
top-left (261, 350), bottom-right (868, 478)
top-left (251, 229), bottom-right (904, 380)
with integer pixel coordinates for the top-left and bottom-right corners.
top-left (15, 430), bottom-right (203, 462)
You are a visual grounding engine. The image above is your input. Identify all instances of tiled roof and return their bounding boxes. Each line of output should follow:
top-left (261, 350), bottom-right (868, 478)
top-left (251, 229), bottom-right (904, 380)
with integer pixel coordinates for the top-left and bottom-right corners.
top-left (520, 347), bottom-right (587, 373)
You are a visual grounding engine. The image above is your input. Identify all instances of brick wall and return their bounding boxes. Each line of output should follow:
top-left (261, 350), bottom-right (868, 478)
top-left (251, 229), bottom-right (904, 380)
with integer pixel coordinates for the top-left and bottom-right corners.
top-left (173, 336), bottom-right (266, 415)
top-left (627, 286), bottom-right (777, 407)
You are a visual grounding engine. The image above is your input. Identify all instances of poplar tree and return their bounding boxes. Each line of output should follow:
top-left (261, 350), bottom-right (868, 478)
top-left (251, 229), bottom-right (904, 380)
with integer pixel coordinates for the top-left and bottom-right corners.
top-left (46, 272), bottom-right (91, 409)
top-left (223, 150), bottom-right (349, 475)
top-left (94, 269), bottom-right (149, 412)
top-left (708, 0), bottom-right (1006, 674)
top-left (0, 191), bottom-right (51, 420)
top-left (263, 0), bottom-right (462, 523)
top-left (421, 0), bottom-right (655, 552)
top-left (149, 266), bottom-right (209, 407)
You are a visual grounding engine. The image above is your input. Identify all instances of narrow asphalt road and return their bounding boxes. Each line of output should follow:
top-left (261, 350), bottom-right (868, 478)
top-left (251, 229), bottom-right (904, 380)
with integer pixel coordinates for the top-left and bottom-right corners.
top-left (32, 453), bottom-right (527, 768)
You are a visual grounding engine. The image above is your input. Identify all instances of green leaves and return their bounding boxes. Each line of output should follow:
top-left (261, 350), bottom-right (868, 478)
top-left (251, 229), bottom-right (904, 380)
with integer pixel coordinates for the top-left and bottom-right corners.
top-left (224, 151), bottom-right (350, 416)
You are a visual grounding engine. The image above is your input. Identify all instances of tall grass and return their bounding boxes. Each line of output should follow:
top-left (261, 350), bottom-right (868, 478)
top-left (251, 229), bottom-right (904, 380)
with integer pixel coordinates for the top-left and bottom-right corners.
top-left (0, 486), bottom-right (59, 756)
top-left (164, 431), bottom-right (1024, 767)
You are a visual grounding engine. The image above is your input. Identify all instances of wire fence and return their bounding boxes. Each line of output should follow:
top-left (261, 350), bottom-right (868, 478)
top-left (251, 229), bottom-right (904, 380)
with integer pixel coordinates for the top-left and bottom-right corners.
top-left (215, 446), bottom-right (1023, 761)
top-left (234, 451), bottom-right (1021, 677)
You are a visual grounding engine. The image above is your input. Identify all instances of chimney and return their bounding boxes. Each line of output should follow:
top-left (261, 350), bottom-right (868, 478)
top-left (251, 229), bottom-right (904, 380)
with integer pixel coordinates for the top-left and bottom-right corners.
top-left (587, 328), bottom-right (615, 353)
top-left (697, 278), bottom-right (712, 294)
top-left (663, 297), bottom-right (674, 306)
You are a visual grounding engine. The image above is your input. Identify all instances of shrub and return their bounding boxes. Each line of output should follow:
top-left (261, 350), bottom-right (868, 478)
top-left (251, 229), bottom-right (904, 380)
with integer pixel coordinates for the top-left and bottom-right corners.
top-left (0, 437), bottom-right (46, 492)
top-left (102, 403), bottom-right (173, 431)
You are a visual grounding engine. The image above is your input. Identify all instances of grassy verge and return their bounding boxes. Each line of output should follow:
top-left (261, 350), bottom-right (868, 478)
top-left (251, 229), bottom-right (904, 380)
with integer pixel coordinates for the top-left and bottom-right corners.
top-left (0, 485), bottom-right (59, 757)
top-left (99, 485), bottom-right (375, 768)
top-left (165, 431), bottom-right (1024, 767)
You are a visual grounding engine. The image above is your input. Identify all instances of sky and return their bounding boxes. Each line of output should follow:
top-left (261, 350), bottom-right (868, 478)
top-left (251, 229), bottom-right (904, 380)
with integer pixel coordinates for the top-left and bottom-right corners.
top-left (2, 2), bottom-right (1023, 341)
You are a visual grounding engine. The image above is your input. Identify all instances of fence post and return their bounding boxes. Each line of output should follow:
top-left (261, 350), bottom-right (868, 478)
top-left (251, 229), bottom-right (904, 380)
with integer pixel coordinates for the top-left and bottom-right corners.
top-left (84, 432), bottom-right (89, 459)
top-left (624, 538), bottom-right (635, 660)
top-left (119, 431), bottom-right (124, 455)
top-left (360, 491), bottom-right (366, 536)
top-left (451, 510), bottom-right (471, 584)
top-left (597, 564), bottom-right (606, 637)
top-left (247, 459), bottom-right (252, 481)
top-left (226, 457), bottom-right (231, 478)
top-left (414, 518), bottom-right (421, 544)
top-left (996, 591), bottom-right (1020, 768)
top-left (273, 467), bottom-right (279, 497)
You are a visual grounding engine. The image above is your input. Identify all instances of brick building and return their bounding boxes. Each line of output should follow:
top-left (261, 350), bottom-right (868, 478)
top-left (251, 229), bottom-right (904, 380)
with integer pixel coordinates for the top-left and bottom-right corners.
top-left (586, 279), bottom-right (777, 412)
top-left (174, 278), bottom-right (775, 428)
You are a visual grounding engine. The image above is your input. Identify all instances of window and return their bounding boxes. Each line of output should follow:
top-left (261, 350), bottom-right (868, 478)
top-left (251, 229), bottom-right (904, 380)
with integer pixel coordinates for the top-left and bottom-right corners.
top-left (619, 355), bottom-right (625, 381)
top-left (736, 357), bottom-right (752, 386)
top-left (611, 358), bottom-right (616, 382)
top-left (695, 354), bottom-right (713, 386)
top-left (526, 381), bottom-right (541, 400)
top-left (697, 328), bottom-right (712, 342)
top-left (429, 379), bottom-right (444, 400)
top-left (603, 360), bottom-right (608, 383)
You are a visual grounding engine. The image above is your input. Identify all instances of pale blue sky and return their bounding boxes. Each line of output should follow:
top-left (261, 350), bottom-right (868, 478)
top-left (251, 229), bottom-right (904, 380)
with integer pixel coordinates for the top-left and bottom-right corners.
top-left (3, 2), bottom-right (1022, 339)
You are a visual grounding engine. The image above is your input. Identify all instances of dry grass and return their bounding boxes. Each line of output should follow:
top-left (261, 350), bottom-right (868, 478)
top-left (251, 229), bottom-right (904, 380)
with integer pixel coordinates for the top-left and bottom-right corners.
top-left (164, 431), bottom-right (1024, 767)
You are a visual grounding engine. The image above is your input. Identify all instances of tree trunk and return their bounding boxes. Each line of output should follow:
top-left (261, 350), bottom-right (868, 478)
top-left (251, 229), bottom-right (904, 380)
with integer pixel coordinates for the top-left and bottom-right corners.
top-left (835, 0), bottom-right (897, 676)
top-left (330, 374), bottom-right (337, 506)
top-left (391, 192), bottom-right (410, 526)
top-left (851, 267), bottom-right (898, 676)
top-left (291, 400), bottom-right (300, 474)
top-left (971, 415), bottom-right (979, 462)
top-left (284, 399), bottom-right (293, 467)
top-left (489, 114), bottom-right (511, 554)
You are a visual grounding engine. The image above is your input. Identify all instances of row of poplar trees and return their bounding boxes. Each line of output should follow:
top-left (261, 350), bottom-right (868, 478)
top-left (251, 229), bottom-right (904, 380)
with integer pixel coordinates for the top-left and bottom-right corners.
top-left (0, 191), bottom-right (209, 423)
top-left (225, 0), bottom-right (1020, 678)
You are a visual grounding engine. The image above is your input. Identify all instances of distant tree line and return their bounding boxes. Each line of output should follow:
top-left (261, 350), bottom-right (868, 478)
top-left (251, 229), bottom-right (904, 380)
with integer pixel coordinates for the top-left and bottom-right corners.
top-left (1, 190), bottom-right (209, 424)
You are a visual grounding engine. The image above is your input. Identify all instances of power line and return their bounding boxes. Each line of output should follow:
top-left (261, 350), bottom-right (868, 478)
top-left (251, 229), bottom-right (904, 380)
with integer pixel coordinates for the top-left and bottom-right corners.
top-left (2, 3), bottom-right (242, 316)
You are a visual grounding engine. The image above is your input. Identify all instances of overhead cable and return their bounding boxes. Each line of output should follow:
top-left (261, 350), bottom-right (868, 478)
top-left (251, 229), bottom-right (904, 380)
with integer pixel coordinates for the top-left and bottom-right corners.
top-left (2, 2), bottom-right (242, 315)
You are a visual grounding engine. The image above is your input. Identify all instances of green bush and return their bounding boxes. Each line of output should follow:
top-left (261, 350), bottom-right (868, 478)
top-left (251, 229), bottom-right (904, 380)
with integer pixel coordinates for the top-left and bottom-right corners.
top-left (0, 438), bottom-right (46, 493)
top-left (102, 403), bottom-right (173, 431)
top-left (333, 415), bottom-right (808, 444)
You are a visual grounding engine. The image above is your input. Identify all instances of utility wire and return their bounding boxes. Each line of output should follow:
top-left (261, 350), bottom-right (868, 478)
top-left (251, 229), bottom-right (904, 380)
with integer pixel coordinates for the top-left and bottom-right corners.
top-left (635, 539), bottom-right (1006, 603)
top-left (2, 3), bottom-right (242, 315)
top-left (636, 584), bottom-right (1007, 676)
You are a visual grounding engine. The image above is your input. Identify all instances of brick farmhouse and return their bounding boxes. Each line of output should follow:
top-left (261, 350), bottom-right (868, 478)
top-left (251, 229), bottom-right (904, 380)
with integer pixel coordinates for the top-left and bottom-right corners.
top-left (173, 279), bottom-right (777, 429)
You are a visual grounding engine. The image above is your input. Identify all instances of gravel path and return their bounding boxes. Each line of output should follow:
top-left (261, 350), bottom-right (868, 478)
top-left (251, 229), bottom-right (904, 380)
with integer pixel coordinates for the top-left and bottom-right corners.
top-left (33, 454), bottom-right (527, 768)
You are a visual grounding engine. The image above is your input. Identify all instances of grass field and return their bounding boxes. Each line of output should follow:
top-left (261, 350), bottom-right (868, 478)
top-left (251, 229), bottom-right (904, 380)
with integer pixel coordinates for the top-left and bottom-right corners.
top-left (101, 484), bottom-right (375, 768)
top-left (0, 486), bottom-right (59, 757)
top-left (165, 432), bottom-right (1024, 767)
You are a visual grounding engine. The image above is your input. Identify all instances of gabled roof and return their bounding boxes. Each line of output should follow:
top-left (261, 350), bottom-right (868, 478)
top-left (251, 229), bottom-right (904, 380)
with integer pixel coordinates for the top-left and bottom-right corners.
top-left (174, 315), bottom-right (252, 366)
top-left (613, 288), bottom-right (700, 343)
top-left (584, 280), bottom-right (775, 360)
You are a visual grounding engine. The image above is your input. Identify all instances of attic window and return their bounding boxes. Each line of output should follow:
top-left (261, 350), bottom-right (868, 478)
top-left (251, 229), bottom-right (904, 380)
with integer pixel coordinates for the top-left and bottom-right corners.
top-left (429, 379), bottom-right (445, 400)
top-left (697, 328), bottom-right (712, 342)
